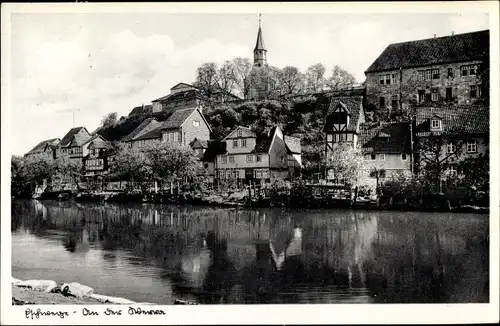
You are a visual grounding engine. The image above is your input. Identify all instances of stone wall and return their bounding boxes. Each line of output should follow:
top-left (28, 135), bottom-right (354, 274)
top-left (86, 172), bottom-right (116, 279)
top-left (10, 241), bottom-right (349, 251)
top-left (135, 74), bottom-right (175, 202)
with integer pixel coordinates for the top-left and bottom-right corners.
top-left (365, 60), bottom-right (484, 115)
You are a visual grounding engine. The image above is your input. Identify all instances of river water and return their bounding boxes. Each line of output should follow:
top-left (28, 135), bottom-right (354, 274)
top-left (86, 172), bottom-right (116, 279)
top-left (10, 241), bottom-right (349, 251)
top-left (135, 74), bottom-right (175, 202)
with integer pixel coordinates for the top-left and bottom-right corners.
top-left (11, 199), bottom-right (489, 304)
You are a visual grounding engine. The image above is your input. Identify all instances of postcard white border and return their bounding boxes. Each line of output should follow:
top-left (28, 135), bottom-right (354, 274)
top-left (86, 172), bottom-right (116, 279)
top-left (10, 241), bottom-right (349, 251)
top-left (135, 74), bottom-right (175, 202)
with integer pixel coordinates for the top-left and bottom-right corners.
top-left (2, 1), bottom-right (499, 325)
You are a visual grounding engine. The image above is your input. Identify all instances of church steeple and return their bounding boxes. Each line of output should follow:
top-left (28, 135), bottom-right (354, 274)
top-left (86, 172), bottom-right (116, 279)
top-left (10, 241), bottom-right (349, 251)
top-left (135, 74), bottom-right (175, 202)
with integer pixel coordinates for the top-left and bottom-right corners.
top-left (253, 14), bottom-right (267, 67)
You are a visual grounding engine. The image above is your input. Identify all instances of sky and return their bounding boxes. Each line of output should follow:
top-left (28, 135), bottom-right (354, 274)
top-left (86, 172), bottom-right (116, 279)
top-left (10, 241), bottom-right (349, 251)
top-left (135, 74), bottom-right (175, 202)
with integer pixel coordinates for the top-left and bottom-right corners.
top-left (6, 6), bottom-right (490, 155)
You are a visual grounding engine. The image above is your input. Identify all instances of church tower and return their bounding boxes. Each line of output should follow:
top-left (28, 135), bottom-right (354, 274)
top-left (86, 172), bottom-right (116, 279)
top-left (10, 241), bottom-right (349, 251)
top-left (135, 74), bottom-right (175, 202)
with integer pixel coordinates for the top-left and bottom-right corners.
top-left (253, 14), bottom-right (267, 67)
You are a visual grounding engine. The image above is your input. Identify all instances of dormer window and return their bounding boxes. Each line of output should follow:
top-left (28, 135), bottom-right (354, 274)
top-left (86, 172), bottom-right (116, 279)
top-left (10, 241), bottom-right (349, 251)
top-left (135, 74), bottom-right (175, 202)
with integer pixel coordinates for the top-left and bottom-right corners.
top-left (431, 119), bottom-right (441, 130)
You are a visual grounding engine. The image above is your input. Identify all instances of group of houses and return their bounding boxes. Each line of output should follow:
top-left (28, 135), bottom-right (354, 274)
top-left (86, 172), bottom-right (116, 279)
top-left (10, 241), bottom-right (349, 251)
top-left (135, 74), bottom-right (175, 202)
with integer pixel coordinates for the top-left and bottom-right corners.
top-left (24, 22), bottom-right (490, 191)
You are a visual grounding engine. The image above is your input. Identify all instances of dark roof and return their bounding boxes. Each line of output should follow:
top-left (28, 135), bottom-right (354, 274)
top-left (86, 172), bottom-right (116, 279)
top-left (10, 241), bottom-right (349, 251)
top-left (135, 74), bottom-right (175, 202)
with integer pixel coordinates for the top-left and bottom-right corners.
top-left (201, 140), bottom-right (227, 162)
top-left (59, 127), bottom-right (89, 147)
top-left (359, 122), bottom-right (411, 154)
top-left (323, 96), bottom-right (364, 132)
top-left (415, 105), bottom-right (489, 136)
top-left (284, 136), bottom-right (301, 154)
top-left (252, 126), bottom-right (278, 153)
top-left (365, 30), bottom-right (489, 73)
top-left (161, 108), bottom-right (196, 130)
top-left (129, 105), bottom-right (153, 116)
top-left (153, 89), bottom-right (205, 103)
top-left (122, 117), bottom-right (158, 141)
top-left (171, 82), bottom-right (196, 90)
top-left (26, 138), bottom-right (60, 154)
top-left (190, 138), bottom-right (208, 149)
top-left (133, 128), bottom-right (163, 141)
top-left (84, 135), bottom-right (112, 150)
top-left (254, 26), bottom-right (266, 51)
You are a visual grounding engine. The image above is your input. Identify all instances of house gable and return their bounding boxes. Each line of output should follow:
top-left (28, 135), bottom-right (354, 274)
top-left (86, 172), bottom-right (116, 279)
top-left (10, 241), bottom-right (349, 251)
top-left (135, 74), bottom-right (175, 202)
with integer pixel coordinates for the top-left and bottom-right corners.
top-left (223, 126), bottom-right (257, 140)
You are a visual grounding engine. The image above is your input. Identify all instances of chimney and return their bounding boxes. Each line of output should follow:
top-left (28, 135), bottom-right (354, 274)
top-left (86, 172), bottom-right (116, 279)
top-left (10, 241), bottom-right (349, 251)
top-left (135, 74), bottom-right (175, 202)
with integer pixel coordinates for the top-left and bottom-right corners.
top-left (433, 34), bottom-right (436, 38)
top-left (451, 31), bottom-right (455, 36)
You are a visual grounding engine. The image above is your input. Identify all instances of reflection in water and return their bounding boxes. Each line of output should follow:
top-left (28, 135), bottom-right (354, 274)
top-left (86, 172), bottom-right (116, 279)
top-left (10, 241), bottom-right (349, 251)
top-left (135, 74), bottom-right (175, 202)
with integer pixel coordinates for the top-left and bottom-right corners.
top-left (12, 199), bottom-right (489, 304)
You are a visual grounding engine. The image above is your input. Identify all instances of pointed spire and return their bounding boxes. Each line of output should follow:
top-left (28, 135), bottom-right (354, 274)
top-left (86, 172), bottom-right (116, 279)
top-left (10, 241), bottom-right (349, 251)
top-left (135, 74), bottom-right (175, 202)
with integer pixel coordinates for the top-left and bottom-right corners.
top-left (254, 13), bottom-right (266, 51)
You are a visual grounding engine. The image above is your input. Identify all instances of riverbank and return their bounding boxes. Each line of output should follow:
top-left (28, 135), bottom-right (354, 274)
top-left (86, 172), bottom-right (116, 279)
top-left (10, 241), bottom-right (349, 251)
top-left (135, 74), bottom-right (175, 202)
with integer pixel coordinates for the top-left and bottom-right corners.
top-left (11, 278), bottom-right (153, 305)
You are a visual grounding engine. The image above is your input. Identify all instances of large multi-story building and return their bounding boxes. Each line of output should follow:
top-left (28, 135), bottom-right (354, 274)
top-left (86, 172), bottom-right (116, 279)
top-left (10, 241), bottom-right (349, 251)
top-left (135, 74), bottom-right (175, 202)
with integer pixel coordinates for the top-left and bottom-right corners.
top-left (125, 108), bottom-right (211, 150)
top-left (56, 127), bottom-right (92, 160)
top-left (215, 126), bottom-right (301, 184)
top-left (414, 105), bottom-right (489, 182)
top-left (364, 30), bottom-right (489, 113)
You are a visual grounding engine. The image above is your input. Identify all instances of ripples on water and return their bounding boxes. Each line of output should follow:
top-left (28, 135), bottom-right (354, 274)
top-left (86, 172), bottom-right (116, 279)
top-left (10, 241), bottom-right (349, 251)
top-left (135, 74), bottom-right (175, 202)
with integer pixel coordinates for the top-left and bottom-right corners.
top-left (11, 199), bottom-right (489, 304)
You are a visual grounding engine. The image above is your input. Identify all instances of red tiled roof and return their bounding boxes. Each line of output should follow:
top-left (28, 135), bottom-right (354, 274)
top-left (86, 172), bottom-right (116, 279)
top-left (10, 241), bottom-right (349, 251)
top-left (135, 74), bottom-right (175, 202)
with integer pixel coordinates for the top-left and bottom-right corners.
top-left (59, 127), bottom-right (89, 147)
top-left (133, 128), bottom-right (163, 141)
top-left (365, 30), bottom-right (489, 73)
top-left (323, 96), bottom-right (364, 132)
top-left (26, 138), bottom-right (60, 155)
top-left (161, 108), bottom-right (196, 130)
top-left (415, 105), bottom-right (489, 135)
top-left (122, 118), bottom-right (159, 142)
top-left (359, 122), bottom-right (411, 154)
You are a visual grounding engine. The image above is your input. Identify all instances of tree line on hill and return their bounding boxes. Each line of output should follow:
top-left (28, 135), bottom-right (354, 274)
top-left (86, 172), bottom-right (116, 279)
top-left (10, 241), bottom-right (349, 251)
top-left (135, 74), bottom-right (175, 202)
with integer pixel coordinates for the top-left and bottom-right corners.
top-left (193, 58), bottom-right (357, 100)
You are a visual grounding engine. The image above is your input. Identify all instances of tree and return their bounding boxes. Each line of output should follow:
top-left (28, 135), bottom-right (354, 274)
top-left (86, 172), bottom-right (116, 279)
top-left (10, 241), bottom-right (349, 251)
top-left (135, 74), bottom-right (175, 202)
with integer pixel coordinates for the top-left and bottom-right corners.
top-left (415, 128), bottom-right (469, 193)
top-left (194, 62), bottom-right (219, 98)
top-left (142, 142), bottom-right (198, 183)
top-left (109, 143), bottom-right (150, 182)
top-left (216, 60), bottom-right (237, 99)
top-left (53, 156), bottom-right (84, 190)
top-left (278, 66), bottom-right (305, 96)
top-left (231, 57), bottom-right (253, 99)
top-left (101, 112), bottom-right (118, 128)
top-left (305, 63), bottom-right (327, 93)
top-left (457, 152), bottom-right (489, 195)
top-left (325, 143), bottom-right (364, 186)
top-left (326, 65), bottom-right (356, 90)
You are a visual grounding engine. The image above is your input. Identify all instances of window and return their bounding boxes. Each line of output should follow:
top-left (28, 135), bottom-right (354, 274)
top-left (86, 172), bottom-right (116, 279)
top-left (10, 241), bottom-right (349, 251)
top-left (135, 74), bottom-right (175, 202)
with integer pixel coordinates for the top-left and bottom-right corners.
top-left (391, 95), bottom-right (398, 110)
top-left (379, 97), bottom-right (385, 108)
top-left (229, 155), bottom-right (234, 163)
top-left (233, 140), bottom-right (238, 148)
top-left (379, 74), bottom-right (392, 85)
top-left (461, 66), bottom-right (468, 76)
top-left (418, 90), bottom-right (425, 103)
top-left (446, 87), bottom-right (452, 101)
top-left (431, 88), bottom-right (439, 102)
top-left (379, 154), bottom-right (386, 161)
top-left (192, 120), bottom-right (200, 127)
top-left (391, 74), bottom-right (397, 84)
top-left (371, 153), bottom-right (376, 160)
top-left (431, 119), bottom-right (441, 129)
top-left (470, 85), bottom-right (478, 98)
top-left (461, 65), bottom-right (476, 76)
top-left (204, 163), bottom-right (209, 169)
top-left (447, 143), bottom-right (456, 154)
top-left (401, 153), bottom-right (407, 161)
top-left (447, 165), bottom-right (458, 177)
top-left (432, 69), bottom-right (440, 79)
top-left (178, 132), bottom-right (182, 144)
top-left (425, 70), bottom-right (432, 81)
top-left (246, 155), bottom-right (253, 163)
top-left (339, 133), bottom-right (346, 142)
top-left (222, 155), bottom-right (227, 164)
top-left (237, 129), bottom-right (242, 137)
top-left (281, 156), bottom-right (285, 163)
top-left (467, 141), bottom-right (477, 153)
top-left (447, 67), bottom-right (453, 78)
top-left (241, 139), bottom-right (247, 147)
top-left (256, 155), bottom-right (262, 162)
top-left (418, 71), bottom-right (425, 81)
